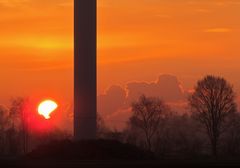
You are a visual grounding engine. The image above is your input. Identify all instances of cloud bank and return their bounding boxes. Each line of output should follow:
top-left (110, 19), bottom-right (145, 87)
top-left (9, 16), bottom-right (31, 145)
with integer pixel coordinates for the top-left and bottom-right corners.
top-left (98, 74), bottom-right (188, 129)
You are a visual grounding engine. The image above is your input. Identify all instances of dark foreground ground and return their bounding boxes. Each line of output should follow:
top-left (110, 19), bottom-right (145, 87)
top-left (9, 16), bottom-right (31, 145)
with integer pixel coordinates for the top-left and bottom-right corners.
top-left (1, 140), bottom-right (240, 167)
top-left (2, 159), bottom-right (240, 168)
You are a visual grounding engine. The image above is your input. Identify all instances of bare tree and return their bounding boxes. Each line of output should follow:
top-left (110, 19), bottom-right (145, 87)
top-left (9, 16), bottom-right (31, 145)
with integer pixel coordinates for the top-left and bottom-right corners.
top-left (189, 75), bottom-right (237, 156)
top-left (8, 97), bottom-right (28, 154)
top-left (129, 95), bottom-right (168, 151)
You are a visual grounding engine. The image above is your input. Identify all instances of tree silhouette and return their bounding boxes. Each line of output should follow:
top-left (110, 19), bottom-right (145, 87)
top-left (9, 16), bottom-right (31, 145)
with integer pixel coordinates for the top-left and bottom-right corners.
top-left (8, 97), bottom-right (28, 154)
top-left (189, 75), bottom-right (237, 156)
top-left (221, 112), bottom-right (240, 156)
top-left (0, 105), bottom-right (9, 154)
top-left (129, 95), bottom-right (168, 151)
top-left (96, 113), bottom-right (110, 139)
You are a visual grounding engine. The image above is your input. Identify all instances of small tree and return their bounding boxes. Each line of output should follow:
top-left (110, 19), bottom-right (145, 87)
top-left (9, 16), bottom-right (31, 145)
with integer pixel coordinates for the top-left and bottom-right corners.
top-left (0, 105), bottom-right (9, 154)
top-left (189, 75), bottom-right (237, 156)
top-left (129, 95), bottom-right (168, 151)
top-left (8, 97), bottom-right (28, 154)
top-left (96, 113), bottom-right (110, 139)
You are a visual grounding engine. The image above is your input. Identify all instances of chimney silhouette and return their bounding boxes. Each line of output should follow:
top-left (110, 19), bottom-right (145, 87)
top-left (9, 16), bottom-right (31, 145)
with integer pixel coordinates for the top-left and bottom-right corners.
top-left (74, 0), bottom-right (96, 140)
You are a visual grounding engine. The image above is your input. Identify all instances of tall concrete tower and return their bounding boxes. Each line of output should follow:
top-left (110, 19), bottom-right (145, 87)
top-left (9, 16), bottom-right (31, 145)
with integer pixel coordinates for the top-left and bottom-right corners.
top-left (74, 0), bottom-right (97, 140)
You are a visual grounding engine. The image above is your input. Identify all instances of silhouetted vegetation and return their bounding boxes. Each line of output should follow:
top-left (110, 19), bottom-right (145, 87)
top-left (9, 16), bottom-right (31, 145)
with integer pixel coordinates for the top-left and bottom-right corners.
top-left (96, 113), bottom-right (110, 139)
top-left (189, 75), bottom-right (237, 156)
top-left (1, 75), bottom-right (240, 161)
top-left (0, 98), bottom-right (27, 155)
top-left (123, 110), bottom-right (207, 159)
top-left (100, 75), bottom-right (240, 159)
top-left (0, 98), bottom-right (70, 156)
top-left (127, 95), bottom-right (169, 151)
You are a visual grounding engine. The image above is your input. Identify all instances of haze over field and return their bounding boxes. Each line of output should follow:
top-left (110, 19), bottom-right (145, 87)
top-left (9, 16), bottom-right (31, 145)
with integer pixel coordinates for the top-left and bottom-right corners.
top-left (0, 0), bottom-right (240, 129)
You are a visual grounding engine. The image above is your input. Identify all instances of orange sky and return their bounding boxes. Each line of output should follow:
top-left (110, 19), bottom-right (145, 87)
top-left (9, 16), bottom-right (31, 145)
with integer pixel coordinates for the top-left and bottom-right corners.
top-left (98, 0), bottom-right (240, 94)
top-left (0, 0), bottom-right (240, 115)
top-left (0, 0), bottom-right (73, 105)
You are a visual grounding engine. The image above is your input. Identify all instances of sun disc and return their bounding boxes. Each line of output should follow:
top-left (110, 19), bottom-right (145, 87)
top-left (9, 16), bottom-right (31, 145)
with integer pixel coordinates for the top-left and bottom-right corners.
top-left (38, 100), bottom-right (58, 119)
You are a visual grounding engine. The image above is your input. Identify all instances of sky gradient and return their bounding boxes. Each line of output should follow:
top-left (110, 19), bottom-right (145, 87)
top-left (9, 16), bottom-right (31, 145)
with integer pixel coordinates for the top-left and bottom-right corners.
top-left (0, 0), bottom-right (240, 129)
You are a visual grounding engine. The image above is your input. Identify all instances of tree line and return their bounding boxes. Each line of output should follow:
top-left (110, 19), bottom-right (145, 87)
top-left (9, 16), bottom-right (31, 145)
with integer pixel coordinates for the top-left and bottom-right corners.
top-left (1, 75), bottom-right (240, 159)
top-left (0, 98), bottom-right (69, 156)
top-left (98, 75), bottom-right (240, 158)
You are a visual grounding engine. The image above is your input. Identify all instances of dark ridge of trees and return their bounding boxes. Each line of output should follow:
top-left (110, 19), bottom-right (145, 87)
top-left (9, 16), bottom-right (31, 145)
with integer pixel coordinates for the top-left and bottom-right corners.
top-left (27, 139), bottom-right (154, 160)
top-left (189, 75), bottom-right (237, 156)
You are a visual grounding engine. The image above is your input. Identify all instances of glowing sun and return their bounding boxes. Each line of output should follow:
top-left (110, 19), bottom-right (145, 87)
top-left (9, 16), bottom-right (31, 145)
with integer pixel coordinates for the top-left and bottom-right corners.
top-left (38, 100), bottom-right (58, 119)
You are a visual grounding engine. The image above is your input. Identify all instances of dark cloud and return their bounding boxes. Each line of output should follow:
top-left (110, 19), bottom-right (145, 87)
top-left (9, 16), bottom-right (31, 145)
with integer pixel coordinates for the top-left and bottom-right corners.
top-left (105, 108), bottom-right (131, 130)
top-left (97, 85), bottom-right (127, 117)
top-left (126, 74), bottom-right (185, 103)
top-left (97, 74), bottom-right (188, 130)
